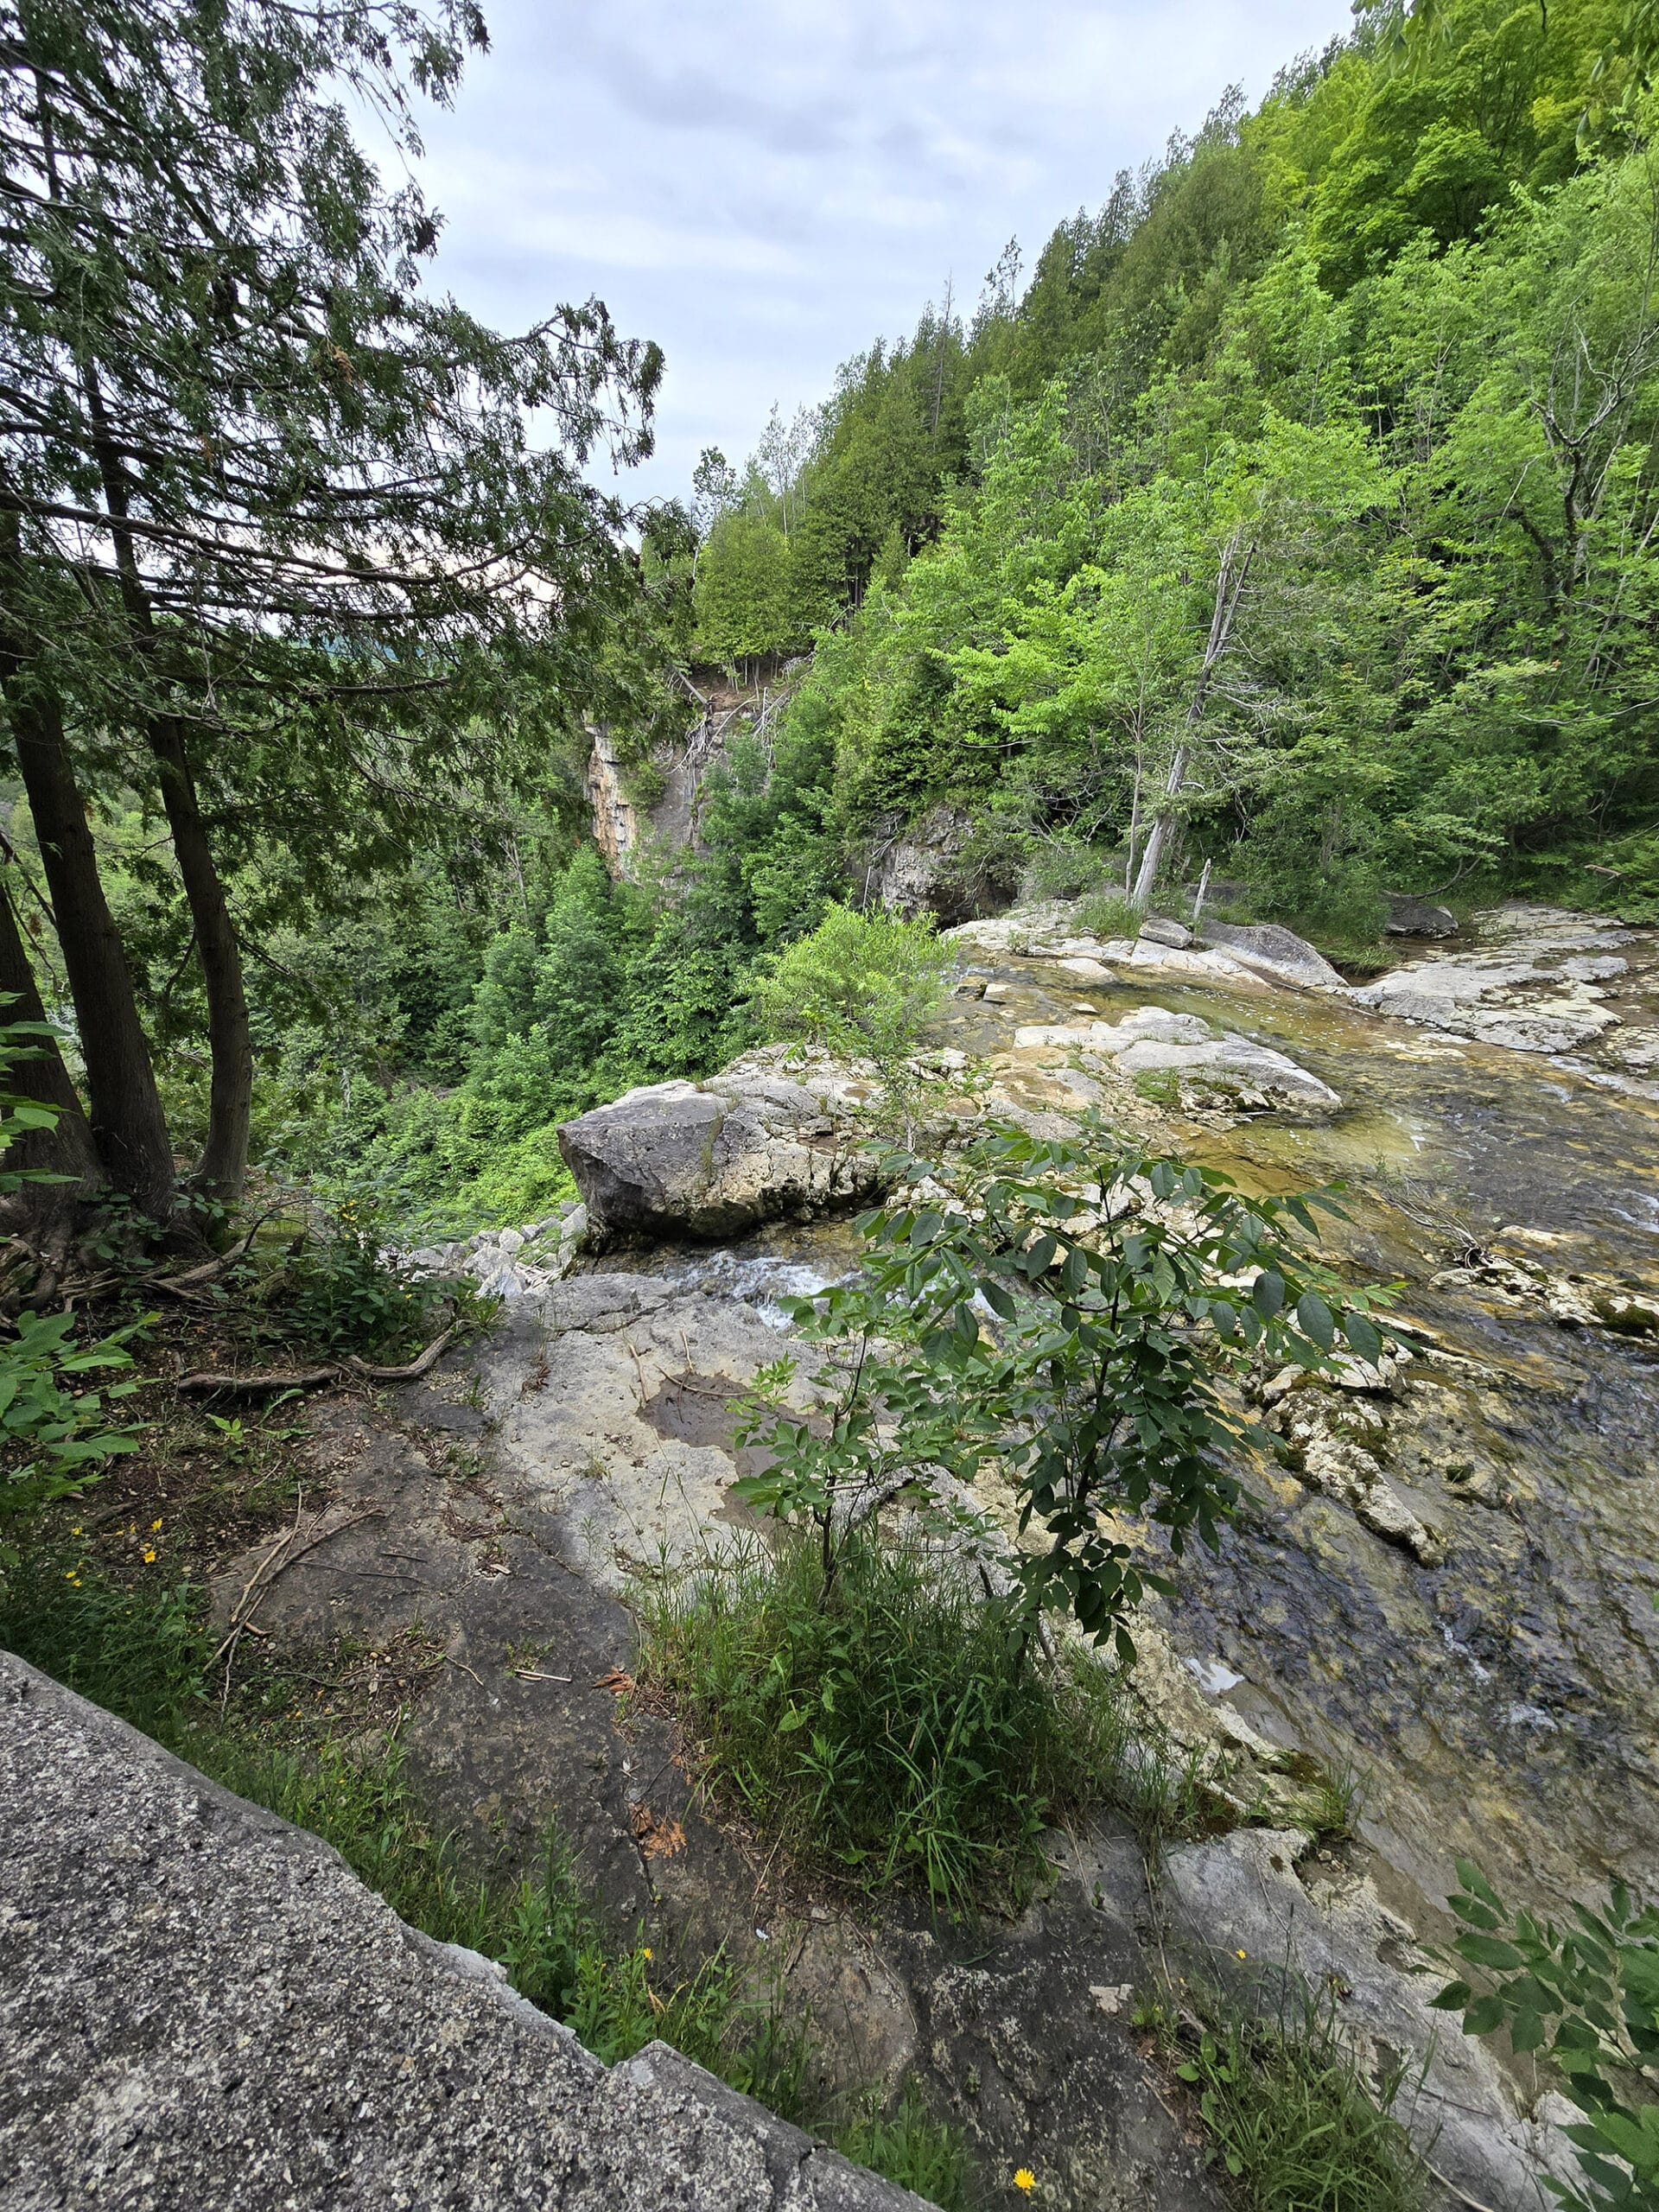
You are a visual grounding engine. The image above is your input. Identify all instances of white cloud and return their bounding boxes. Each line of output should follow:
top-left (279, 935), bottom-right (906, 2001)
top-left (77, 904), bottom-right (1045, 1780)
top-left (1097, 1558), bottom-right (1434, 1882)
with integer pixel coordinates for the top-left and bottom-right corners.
top-left (415, 0), bottom-right (1355, 496)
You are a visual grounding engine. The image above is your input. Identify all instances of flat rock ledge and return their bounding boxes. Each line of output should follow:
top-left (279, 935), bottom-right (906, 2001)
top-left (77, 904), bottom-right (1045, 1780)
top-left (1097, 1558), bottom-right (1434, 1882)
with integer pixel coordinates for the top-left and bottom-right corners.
top-left (0, 1651), bottom-right (919, 2212)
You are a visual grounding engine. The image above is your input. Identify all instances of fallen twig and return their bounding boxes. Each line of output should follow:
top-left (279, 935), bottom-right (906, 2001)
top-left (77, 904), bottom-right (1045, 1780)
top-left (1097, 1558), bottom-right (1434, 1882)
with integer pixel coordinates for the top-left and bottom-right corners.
top-left (150, 1215), bottom-right (272, 1297)
top-left (213, 1503), bottom-right (385, 1702)
top-left (179, 1325), bottom-right (460, 1394)
top-left (180, 1364), bottom-right (343, 1393)
top-left (346, 1325), bottom-right (458, 1382)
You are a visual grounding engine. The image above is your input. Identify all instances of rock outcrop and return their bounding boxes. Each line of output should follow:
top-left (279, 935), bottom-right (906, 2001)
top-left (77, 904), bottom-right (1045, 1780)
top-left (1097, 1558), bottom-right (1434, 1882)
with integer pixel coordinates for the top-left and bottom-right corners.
top-left (406, 1201), bottom-right (588, 1300)
top-left (1384, 892), bottom-right (1457, 938)
top-left (559, 1048), bottom-right (890, 1242)
top-left (1193, 919), bottom-right (1346, 989)
top-left (0, 1650), bottom-right (918, 2212)
top-left (1010, 1006), bottom-right (1342, 1119)
top-left (866, 804), bottom-right (1010, 925)
top-left (1352, 904), bottom-right (1630, 1053)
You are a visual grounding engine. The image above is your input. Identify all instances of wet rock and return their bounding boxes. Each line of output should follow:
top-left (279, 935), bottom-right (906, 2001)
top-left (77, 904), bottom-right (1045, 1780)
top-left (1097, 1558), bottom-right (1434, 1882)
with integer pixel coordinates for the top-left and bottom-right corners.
top-left (1270, 1395), bottom-right (1445, 1566)
top-left (559, 1048), bottom-right (888, 1243)
top-left (1355, 905), bottom-right (1635, 1054)
top-left (1161, 1828), bottom-right (1580, 2211)
top-left (1194, 920), bottom-right (1346, 989)
top-left (1138, 917), bottom-right (1193, 949)
top-left (1094, 1007), bottom-right (1342, 1118)
top-left (1385, 892), bottom-right (1457, 938)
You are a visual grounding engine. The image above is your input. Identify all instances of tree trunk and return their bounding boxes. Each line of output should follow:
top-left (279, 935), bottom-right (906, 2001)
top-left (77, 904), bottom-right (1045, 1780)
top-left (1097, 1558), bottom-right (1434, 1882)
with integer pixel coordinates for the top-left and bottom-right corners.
top-left (2, 664), bottom-right (175, 1218)
top-left (146, 716), bottom-right (252, 1200)
top-left (75, 357), bottom-right (256, 1203)
top-left (0, 880), bottom-right (101, 1192)
top-left (1130, 531), bottom-right (1255, 912)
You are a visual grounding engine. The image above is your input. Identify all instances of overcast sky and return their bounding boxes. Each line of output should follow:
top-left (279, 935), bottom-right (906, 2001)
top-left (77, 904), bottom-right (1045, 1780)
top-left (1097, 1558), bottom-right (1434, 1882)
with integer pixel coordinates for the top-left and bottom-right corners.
top-left (415, 0), bottom-right (1357, 505)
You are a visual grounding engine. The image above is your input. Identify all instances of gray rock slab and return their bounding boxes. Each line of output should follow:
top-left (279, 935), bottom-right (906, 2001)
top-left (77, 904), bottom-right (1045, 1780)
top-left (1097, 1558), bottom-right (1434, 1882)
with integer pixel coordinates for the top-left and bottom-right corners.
top-left (1384, 893), bottom-right (1457, 938)
top-left (1194, 920), bottom-right (1346, 989)
top-left (0, 1649), bottom-right (921, 2212)
top-left (1162, 1827), bottom-right (1577, 2212)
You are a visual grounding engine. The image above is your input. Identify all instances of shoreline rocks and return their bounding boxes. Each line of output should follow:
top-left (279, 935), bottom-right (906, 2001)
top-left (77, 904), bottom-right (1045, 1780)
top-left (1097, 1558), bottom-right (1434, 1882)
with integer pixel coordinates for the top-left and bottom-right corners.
top-left (1010, 1005), bottom-right (1342, 1120)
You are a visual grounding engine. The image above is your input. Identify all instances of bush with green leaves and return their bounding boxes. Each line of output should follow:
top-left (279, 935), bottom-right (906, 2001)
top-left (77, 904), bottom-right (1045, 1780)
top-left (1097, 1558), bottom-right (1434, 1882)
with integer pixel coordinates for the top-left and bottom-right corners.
top-left (733, 1113), bottom-right (1392, 1655)
top-left (1434, 1860), bottom-right (1659, 2212)
top-left (0, 1310), bottom-right (147, 1560)
top-left (643, 1524), bottom-right (1139, 1912)
top-left (749, 900), bottom-right (955, 1079)
top-left (281, 1202), bottom-right (454, 1360)
top-left (0, 1022), bottom-right (147, 1562)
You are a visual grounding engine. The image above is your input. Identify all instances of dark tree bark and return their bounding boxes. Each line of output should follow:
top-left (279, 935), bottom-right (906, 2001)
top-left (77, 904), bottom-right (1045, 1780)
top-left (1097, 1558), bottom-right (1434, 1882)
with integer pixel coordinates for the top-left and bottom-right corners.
top-left (146, 716), bottom-right (252, 1200)
top-left (0, 629), bottom-right (175, 1218)
top-left (77, 360), bottom-right (254, 1203)
top-left (0, 880), bottom-right (101, 1192)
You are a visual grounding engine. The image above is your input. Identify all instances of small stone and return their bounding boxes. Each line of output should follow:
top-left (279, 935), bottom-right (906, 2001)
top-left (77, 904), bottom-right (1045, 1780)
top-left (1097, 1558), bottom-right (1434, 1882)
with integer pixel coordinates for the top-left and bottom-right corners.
top-left (983, 982), bottom-right (1012, 1004)
top-left (1138, 917), bottom-right (1193, 949)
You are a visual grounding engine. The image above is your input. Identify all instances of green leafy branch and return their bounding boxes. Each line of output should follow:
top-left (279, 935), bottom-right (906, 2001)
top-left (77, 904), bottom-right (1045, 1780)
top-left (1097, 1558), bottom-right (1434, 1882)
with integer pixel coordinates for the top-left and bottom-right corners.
top-left (733, 1112), bottom-right (1395, 1654)
top-left (1433, 1860), bottom-right (1659, 2212)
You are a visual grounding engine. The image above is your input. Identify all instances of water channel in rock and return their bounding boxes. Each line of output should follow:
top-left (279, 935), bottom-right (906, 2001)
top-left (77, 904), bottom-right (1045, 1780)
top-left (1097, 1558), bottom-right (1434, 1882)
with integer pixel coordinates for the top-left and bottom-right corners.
top-left (596, 927), bottom-right (1659, 1947)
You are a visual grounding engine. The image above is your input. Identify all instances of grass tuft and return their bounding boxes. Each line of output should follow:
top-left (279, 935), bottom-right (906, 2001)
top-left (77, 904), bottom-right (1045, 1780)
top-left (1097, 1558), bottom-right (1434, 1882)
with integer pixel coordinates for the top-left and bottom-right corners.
top-left (1139, 1984), bottom-right (1427, 2212)
top-left (640, 1527), bottom-right (1189, 1914)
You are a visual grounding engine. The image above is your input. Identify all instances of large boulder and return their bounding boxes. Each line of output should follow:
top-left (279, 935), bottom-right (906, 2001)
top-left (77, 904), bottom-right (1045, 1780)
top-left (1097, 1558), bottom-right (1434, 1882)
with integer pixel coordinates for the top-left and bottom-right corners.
top-left (1194, 920), bottom-right (1345, 989)
top-left (1384, 892), bottom-right (1457, 938)
top-left (559, 1048), bottom-right (891, 1242)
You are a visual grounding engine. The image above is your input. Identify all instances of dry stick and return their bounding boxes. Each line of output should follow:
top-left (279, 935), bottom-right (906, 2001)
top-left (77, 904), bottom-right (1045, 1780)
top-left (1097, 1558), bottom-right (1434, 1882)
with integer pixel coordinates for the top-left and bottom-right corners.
top-left (178, 1325), bottom-right (459, 1395)
top-left (213, 1503), bottom-right (385, 1705)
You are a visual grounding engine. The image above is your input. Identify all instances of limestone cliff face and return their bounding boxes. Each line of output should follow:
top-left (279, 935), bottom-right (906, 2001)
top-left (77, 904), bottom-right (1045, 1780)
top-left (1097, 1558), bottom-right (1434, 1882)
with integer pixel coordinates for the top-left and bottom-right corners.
top-left (588, 667), bottom-right (805, 880)
top-left (585, 724), bottom-right (639, 878)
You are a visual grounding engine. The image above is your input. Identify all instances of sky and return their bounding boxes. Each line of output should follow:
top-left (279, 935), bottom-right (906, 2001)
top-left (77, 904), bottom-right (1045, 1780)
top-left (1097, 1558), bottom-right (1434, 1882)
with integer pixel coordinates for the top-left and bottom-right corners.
top-left (415, 0), bottom-right (1357, 507)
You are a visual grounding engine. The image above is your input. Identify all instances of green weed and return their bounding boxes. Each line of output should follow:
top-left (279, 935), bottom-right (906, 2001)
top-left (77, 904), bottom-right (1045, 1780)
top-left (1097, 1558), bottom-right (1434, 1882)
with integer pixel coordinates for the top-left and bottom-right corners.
top-left (1140, 1985), bottom-right (1426, 2212)
top-left (641, 1528), bottom-right (1147, 1914)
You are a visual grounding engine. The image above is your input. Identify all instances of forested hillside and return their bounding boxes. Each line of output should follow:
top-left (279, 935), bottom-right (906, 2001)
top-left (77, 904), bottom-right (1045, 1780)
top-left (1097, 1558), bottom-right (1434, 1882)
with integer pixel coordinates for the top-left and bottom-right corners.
top-left (6, 0), bottom-right (1659, 1242)
top-left (688, 0), bottom-right (1659, 931)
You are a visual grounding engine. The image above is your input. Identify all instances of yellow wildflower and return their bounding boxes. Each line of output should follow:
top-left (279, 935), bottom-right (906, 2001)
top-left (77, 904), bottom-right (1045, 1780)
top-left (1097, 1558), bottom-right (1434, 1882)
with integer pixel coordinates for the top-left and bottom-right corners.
top-left (151, 1517), bottom-right (163, 1531)
top-left (1014, 2172), bottom-right (1036, 2195)
top-left (1236, 1948), bottom-right (1247, 1960)
top-left (641, 1947), bottom-right (653, 1961)
top-left (142, 1548), bottom-right (157, 1564)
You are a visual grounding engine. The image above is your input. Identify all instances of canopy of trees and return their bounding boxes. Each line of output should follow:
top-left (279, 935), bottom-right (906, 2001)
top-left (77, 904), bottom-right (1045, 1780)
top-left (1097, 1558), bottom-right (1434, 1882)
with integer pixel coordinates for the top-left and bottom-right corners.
top-left (686, 0), bottom-right (1659, 929)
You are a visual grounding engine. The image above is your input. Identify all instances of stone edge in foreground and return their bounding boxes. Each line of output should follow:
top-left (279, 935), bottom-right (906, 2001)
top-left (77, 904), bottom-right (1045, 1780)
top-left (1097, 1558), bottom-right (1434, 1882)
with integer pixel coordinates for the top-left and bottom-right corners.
top-left (0, 1649), bottom-right (919, 2211)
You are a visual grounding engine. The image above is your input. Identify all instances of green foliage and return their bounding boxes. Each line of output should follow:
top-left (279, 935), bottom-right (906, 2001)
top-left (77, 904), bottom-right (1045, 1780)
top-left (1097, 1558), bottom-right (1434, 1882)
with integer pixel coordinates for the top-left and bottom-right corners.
top-left (0, 1027), bottom-right (147, 1560)
top-left (0, 1310), bottom-right (146, 1554)
top-left (1433, 1860), bottom-right (1659, 2212)
top-left (733, 1116), bottom-right (1391, 1655)
top-left (750, 901), bottom-right (955, 1070)
top-left (1144, 1986), bottom-right (1426, 2212)
top-left (280, 1204), bottom-right (458, 1359)
top-left (642, 1526), bottom-right (1133, 1912)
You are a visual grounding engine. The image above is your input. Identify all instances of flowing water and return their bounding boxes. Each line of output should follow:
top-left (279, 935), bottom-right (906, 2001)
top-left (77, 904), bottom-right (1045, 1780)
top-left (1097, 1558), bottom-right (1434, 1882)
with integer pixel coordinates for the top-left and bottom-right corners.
top-left (620, 937), bottom-right (1659, 1936)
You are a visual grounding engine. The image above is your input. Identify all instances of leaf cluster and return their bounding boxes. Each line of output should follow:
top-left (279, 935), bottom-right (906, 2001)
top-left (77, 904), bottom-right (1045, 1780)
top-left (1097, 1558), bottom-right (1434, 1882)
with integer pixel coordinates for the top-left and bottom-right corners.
top-left (1434, 1860), bottom-right (1659, 2212)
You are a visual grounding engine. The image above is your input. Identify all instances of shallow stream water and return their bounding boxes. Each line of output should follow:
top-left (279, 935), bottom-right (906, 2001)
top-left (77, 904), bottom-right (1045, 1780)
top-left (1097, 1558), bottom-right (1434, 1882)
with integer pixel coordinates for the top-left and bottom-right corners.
top-left (619, 941), bottom-right (1659, 1936)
